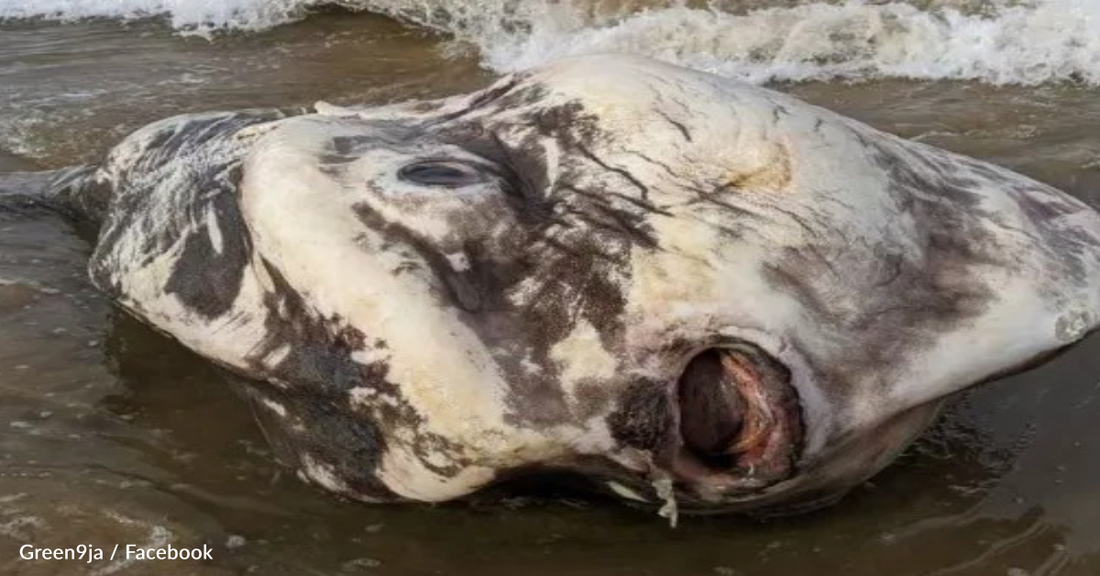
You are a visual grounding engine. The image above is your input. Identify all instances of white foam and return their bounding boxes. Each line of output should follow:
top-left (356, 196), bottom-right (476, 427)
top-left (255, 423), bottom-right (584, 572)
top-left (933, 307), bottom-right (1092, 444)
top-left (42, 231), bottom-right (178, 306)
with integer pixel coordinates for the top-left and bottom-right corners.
top-left (2, 0), bottom-right (1100, 84)
top-left (480, 0), bottom-right (1100, 85)
top-left (0, 0), bottom-right (318, 33)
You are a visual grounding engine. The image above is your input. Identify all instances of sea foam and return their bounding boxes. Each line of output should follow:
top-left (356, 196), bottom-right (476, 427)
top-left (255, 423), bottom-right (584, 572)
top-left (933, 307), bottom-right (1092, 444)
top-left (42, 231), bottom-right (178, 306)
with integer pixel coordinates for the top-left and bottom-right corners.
top-left (2, 0), bottom-right (1100, 85)
top-left (0, 0), bottom-right (314, 31)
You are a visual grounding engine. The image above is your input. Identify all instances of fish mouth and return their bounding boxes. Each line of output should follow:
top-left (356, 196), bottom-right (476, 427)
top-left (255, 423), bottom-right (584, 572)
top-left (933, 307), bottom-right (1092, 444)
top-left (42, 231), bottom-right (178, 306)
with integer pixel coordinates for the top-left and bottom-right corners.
top-left (664, 345), bottom-right (804, 501)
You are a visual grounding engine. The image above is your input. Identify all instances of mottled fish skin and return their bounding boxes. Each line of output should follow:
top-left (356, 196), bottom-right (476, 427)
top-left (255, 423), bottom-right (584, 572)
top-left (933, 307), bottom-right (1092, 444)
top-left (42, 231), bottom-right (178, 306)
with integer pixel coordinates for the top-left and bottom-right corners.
top-left (58, 55), bottom-right (1100, 512)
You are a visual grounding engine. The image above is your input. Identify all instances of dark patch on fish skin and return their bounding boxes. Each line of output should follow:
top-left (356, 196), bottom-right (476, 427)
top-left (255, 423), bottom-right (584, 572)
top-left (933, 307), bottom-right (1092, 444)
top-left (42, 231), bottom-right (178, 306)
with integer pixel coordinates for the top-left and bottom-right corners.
top-left (761, 132), bottom-right (1016, 406)
top-left (243, 384), bottom-right (401, 502)
top-left (487, 83), bottom-right (553, 118)
top-left (920, 145), bottom-right (1100, 286)
top-left (946, 156), bottom-right (1100, 289)
top-left (572, 382), bottom-right (613, 421)
top-left (248, 260), bottom-right (378, 393)
top-left (560, 192), bottom-right (659, 248)
top-left (526, 97), bottom-right (603, 148)
top-left (330, 121), bottom-right (423, 156)
top-left (163, 166), bottom-right (251, 319)
top-left (495, 226), bottom-right (631, 417)
top-left (352, 202), bottom-right (485, 313)
top-left (90, 110), bottom-right (293, 295)
top-left (319, 153), bottom-right (358, 166)
top-left (350, 194), bottom-right (582, 427)
top-left (475, 100), bottom-right (655, 308)
top-left (433, 71), bottom-right (532, 124)
top-left (608, 380), bottom-right (675, 453)
top-left (466, 96), bottom-right (665, 426)
top-left (244, 259), bottom-right (467, 478)
top-left (324, 92), bottom-right (664, 428)
top-left (331, 136), bottom-right (360, 156)
top-left (1002, 182), bottom-right (1098, 286)
top-left (468, 87), bottom-right (665, 231)
top-left (438, 126), bottom-right (552, 217)
top-left (474, 192), bottom-right (636, 427)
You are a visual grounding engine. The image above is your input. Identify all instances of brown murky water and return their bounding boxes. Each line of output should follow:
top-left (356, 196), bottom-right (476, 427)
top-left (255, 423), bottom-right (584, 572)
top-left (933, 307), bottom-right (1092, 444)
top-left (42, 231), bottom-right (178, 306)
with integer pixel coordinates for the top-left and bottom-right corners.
top-left (2, 9), bottom-right (1100, 576)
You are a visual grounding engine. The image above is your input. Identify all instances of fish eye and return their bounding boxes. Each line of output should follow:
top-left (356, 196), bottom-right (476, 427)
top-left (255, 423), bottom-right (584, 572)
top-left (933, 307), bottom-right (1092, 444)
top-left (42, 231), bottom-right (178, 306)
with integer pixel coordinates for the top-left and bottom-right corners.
top-left (398, 160), bottom-right (488, 188)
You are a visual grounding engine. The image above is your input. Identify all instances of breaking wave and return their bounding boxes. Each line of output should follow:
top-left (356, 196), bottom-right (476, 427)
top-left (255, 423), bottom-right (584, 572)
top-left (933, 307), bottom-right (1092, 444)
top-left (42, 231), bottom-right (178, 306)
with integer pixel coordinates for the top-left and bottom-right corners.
top-left (2, 0), bottom-right (1100, 85)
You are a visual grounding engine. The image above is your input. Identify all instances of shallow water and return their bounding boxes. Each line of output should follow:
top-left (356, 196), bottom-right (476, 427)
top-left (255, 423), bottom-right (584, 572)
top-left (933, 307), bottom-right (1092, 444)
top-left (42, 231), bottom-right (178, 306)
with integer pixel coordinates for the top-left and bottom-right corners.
top-left (2, 7), bottom-right (1100, 576)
